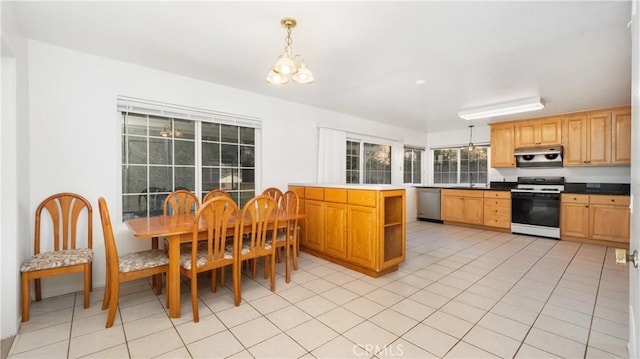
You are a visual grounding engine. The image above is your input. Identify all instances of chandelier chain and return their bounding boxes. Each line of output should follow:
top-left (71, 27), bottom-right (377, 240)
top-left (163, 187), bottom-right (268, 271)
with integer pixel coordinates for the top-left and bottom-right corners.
top-left (285, 27), bottom-right (293, 47)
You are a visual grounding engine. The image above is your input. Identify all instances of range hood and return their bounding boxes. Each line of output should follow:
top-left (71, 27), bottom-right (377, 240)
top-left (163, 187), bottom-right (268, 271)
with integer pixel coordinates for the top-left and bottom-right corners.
top-left (514, 146), bottom-right (563, 168)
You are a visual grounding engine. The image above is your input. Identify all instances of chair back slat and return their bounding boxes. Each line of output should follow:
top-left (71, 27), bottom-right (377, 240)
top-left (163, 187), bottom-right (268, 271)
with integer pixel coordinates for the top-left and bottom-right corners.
top-left (35, 193), bottom-right (92, 255)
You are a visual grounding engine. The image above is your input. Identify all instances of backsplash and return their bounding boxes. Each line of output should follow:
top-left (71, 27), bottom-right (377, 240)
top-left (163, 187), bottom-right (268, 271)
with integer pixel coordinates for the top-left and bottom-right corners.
top-left (489, 165), bottom-right (630, 184)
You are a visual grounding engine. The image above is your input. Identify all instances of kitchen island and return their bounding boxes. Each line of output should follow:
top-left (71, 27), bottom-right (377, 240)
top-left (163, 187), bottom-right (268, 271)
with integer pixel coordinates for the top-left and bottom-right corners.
top-left (288, 184), bottom-right (406, 277)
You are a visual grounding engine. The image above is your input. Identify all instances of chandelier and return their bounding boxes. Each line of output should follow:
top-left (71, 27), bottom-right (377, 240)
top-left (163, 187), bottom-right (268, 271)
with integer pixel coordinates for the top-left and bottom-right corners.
top-left (266, 17), bottom-right (314, 85)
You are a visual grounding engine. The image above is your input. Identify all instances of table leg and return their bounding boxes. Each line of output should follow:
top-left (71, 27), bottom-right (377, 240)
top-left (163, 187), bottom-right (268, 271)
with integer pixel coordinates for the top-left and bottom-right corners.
top-left (168, 234), bottom-right (181, 318)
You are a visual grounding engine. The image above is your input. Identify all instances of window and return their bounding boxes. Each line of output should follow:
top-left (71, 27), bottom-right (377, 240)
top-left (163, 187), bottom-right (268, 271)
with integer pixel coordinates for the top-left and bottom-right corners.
top-left (121, 110), bottom-right (257, 220)
top-left (403, 147), bottom-right (424, 184)
top-left (346, 140), bottom-right (391, 184)
top-left (433, 147), bottom-right (488, 185)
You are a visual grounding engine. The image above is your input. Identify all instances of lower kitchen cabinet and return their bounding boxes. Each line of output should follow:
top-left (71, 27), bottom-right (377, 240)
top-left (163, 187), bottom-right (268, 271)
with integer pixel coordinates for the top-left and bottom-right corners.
top-left (325, 202), bottom-right (348, 259)
top-left (589, 195), bottom-right (630, 243)
top-left (289, 185), bottom-right (406, 277)
top-left (303, 200), bottom-right (325, 252)
top-left (347, 204), bottom-right (376, 268)
top-left (561, 194), bottom-right (630, 246)
top-left (560, 194), bottom-right (590, 238)
top-left (441, 189), bottom-right (484, 225)
top-left (483, 191), bottom-right (511, 229)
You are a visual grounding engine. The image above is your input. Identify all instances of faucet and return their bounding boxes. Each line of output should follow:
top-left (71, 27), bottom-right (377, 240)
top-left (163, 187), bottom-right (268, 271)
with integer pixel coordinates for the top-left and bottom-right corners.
top-left (469, 173), bottom-right (474, 188)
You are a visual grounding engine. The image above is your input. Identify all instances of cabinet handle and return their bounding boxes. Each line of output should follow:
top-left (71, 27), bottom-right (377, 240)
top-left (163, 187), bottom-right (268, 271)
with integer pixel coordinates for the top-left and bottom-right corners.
top-left (611, 199), bottom-right (615, 202)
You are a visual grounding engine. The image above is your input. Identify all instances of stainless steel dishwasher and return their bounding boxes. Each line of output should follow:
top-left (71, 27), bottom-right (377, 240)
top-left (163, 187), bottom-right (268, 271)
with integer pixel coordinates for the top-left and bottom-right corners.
top-left (417, 187), bottom-right (442, 223)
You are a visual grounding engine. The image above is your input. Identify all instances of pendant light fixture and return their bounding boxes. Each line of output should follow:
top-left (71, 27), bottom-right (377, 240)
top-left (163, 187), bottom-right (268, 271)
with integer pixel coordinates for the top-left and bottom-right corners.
top-left (266, 17), bottom-right (314, 85)
top-left (467, 125), bottom-right (475, 151)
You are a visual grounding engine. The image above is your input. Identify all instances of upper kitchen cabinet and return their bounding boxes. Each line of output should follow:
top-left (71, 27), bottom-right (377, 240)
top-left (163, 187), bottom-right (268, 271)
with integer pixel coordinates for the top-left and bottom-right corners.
top-left (514, 116), bottom-right (562, 148)
top-left (611, 108), bottom-right (632, 164)
top-left (490, 122), bottom-right (516, 168)
top-left (562, 106), bottom-right (631, 166)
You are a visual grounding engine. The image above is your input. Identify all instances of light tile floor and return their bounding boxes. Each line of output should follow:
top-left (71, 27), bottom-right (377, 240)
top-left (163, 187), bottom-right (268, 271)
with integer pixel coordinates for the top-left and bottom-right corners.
top-left (8, 221), bottom-right (630, 358)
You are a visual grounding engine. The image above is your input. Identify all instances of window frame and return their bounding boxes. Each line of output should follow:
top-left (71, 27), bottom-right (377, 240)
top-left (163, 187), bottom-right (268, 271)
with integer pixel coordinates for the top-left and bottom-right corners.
top-left (118, 98), bottom-right (261, 221)
top-left (346, 138), bottom-right (392, 185)
top-left (432, 145), bottom-right (489, 186)
top-left (403, 146), bottom-right (424, 185)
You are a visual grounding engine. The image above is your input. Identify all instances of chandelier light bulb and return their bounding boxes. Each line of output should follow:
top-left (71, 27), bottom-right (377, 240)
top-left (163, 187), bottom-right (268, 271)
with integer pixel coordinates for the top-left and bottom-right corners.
top-left (292, 61), bottom-right (314, 84)
top-left (266, 70), bottom-right (288, 85)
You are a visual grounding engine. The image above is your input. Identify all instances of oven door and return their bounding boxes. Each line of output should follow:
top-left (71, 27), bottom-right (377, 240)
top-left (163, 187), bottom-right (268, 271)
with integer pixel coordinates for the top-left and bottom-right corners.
top-left (511, 191), bottom-right (561, 228)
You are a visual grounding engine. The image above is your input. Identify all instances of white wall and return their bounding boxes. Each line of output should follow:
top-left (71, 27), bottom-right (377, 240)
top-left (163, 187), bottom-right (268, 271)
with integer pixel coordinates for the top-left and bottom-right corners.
top-left (24, 40), bottom-right (427, 306)
top-left (1, 4), bottom-right (31, 339)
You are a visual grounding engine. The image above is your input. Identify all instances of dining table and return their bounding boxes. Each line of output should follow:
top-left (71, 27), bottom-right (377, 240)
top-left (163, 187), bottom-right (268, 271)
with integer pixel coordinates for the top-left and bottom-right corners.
top-left (124, 211), bottom-right (303, 318)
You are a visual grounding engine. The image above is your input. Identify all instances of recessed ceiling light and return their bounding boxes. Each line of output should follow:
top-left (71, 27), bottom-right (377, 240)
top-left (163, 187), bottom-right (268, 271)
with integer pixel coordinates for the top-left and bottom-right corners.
top-left (415, 80), bottom-right (427, 85)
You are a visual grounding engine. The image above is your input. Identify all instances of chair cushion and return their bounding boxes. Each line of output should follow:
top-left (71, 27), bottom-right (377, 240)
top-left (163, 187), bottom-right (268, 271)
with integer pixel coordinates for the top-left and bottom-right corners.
top-left (225, 240), bottom-right (272, 255)
top-left (180, 249), bottom-right (233, 270)
top-left (20, 248), bottom-right (93, 272)
top-left (119, 249), bottom-right (169, 273)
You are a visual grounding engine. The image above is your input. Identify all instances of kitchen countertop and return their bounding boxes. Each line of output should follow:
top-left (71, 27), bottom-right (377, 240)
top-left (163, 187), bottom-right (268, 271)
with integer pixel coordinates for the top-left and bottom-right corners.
top-left (415, 182), bottom-right (630, 196)
top-left (290, 183), bottom-right (407, 191)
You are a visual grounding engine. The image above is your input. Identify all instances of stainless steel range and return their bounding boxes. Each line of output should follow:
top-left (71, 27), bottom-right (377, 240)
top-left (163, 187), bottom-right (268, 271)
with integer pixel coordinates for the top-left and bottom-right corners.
top-left (511, 176), bottom-right (565, 239)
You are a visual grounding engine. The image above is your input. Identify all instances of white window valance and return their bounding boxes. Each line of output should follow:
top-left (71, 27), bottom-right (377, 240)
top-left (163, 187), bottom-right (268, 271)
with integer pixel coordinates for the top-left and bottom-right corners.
top-left (117, 96), bottom-right (261, 129)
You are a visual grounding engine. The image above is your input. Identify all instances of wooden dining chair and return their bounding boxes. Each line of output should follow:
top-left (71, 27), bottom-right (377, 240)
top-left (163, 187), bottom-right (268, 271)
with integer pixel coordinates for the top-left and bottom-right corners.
top-left (98, 197), bottom-right (169, 328)
top-left (238, 195), bottom-right (279, 294)
top-left (180, 197), bottom-right (240, 322)
top-left (203, 189), bottom-right (236, 288)
top-left (163, 190), bottom-right (200, 248)
top-left (262, 187), bottom-right (283, 208)
top-left (20, 193), bottom-right (93, 322)
top-left (203, 189), bottom-right (233, 203)
top-left (156, 189), bottom-right (201, 289)
top-left (163, 189), bottom-right (200, 216)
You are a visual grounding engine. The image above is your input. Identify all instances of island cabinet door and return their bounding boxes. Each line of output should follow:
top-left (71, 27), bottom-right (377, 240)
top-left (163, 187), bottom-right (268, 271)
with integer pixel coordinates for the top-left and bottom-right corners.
top-left (324, 202), bottom-right (347, 259)
top-left (347, 205), bottom-right (377, 269)
top-left (304, 200), bottom-right (325, 252)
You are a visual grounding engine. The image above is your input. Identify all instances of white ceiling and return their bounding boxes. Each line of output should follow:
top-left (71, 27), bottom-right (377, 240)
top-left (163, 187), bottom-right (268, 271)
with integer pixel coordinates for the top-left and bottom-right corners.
top-left (4, 1), bottom-right (633, 132)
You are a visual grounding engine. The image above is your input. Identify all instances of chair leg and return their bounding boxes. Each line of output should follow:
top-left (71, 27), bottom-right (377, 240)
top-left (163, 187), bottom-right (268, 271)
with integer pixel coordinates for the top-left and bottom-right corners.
top-left (251, 258), bottom-right (257, 278)
top-left (292, 242), bottom-right (299, 271)
top-left (211, 269), bottom-right (217, 293)
top-left (35, 278), bottom-right (42, 302)
top-left (191, 274), bottom-right (199, 323)
top-left (264, 256), bottom-right (269, 280)
top-left (83, 263), bottom-right (91, 308)
top-left (151, 236), bottom-right (162, 295)
top-left (233, 263), bottom-right (241, 306)
top-left (275, 247), bottom-right (282, 263)
top-left (285, 243), bottom-right (291, 284)
top-left (102, 271), bottom-right (111, 311)
top-left (21, 273), bottom-right (30, 322)
top-left (270, 254), bottom-right (276, 292)
top-left (219, 267), bottom-right (226, 287)
top-left (105, 280), bottom-right (120, 328)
